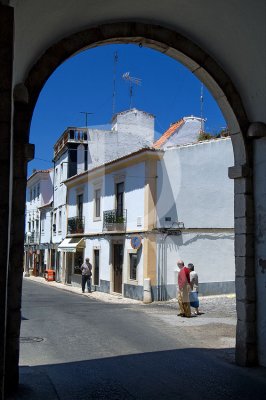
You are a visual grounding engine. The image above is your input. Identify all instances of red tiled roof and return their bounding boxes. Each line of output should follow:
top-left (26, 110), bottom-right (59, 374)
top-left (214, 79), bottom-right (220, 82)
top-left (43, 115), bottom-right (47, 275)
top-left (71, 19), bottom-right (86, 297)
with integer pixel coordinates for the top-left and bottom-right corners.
top-left (153, 119), bottom-right (184, 149)
top-left (27, 168), bottom-right (53, 182)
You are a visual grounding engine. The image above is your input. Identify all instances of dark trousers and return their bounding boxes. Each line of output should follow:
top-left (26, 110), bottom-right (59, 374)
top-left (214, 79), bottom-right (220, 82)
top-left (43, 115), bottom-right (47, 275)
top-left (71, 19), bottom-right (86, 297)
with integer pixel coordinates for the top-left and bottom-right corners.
top-left (82, 275), bottom-right (91, 292)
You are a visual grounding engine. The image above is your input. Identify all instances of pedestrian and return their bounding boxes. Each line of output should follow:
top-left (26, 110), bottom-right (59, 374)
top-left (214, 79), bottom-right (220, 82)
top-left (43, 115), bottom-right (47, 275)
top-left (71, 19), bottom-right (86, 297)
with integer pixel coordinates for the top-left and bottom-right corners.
top-left (177, 259), bottom-right (191, 317)
top-left (80, 257), bottom-right (92, 293)
top-left (188, 263), bottom-right (200, 315)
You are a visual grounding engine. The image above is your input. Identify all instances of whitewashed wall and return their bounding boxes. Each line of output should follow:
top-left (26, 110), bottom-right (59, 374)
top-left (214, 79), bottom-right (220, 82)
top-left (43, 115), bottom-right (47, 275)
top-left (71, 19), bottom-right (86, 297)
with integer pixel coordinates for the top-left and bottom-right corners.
top-left (53, 152), bottom-right (68, 243)
top-left (67, 161), bottom-right (146, 233)
top-left (157, 231), bottom-right (235, 297)
top-left (25, 170), bottom-right (53, 236)
top-left (40, 208), bottom-right (52, 244)
top-left (156, 138), bottom-right (235, 296)
top-left (157, 138), bottom-right (234, 229)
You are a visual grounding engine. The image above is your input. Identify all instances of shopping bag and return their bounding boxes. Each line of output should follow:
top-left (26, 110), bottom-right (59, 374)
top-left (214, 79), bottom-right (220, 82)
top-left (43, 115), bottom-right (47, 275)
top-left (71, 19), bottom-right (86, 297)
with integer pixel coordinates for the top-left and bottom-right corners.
top-left (189, 291), bottom-right (199, 308)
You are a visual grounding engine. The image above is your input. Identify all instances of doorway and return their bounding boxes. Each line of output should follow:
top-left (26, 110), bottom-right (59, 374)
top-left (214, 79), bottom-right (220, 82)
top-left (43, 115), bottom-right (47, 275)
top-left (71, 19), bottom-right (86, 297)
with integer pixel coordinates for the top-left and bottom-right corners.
top-left (94, 249), bottom-right (100, 286)
top-left (66, 253), bottom-right (72, 284)
top-left (113, 244), bottom-right (123, 294)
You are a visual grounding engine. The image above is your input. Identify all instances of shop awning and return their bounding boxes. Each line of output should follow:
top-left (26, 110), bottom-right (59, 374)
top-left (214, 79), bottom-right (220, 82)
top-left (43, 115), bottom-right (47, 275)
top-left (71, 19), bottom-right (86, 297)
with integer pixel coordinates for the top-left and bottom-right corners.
top-left (58, 238), bottom-right (85, 253)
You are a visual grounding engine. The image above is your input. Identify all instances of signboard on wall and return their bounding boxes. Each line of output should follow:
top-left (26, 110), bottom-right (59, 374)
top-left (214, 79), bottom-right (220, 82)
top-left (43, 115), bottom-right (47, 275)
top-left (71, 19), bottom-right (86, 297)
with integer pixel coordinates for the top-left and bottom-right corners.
top-left (130, 235), bottom-right (142, 250)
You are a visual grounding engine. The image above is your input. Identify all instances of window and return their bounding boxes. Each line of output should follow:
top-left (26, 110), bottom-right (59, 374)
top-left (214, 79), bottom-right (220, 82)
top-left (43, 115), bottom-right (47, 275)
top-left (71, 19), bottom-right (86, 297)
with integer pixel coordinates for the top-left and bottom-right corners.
top-left (58, 210), bottom-right (62, 232)
top-left (41, 214), bottom-right (45, 232)
top-left (60, 163), bottom-right (64, 182)
top-left (77, 194), bottom-right (83, 219)
top-left (33, 187), bottom-right (36, 201)
top-left (28, 221), bottom-right (31, 232)
top-left (94, 189), bottom-right (101, 218)
top-left (53, 212), bottom-right (56, 233)
top-left (37, 184), bottom-right (40, 199)
top-left (55, 168), bottom-right (58, 186)
top-left (116, 182), bottom-right (124, 217)
top-left (129, 253), bottom-right (138, 280)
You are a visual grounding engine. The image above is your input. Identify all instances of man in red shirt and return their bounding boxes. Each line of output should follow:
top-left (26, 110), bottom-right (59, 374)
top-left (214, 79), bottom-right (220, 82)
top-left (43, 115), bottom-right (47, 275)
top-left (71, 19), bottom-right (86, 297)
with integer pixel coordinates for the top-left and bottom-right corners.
top-left (177, 259), bottom-right (191, 317)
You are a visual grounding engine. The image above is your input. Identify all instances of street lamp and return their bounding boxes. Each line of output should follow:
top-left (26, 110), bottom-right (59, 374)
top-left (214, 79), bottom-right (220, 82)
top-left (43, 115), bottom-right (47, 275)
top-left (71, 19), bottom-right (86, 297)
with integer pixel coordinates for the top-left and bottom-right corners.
top-left (24, 231), bottom-right (32, 277)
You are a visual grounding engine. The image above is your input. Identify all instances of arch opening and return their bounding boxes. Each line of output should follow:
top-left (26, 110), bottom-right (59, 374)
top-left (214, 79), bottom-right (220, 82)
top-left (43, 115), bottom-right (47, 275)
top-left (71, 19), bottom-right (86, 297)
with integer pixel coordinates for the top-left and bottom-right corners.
top-left (7, 21), bottom-right (256, 396)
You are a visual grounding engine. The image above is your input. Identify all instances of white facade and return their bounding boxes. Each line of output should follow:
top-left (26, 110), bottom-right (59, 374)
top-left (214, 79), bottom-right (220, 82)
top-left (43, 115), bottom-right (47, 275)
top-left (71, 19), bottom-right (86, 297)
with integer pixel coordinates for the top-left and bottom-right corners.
top-left (65, 154), bottom-right (148, 294)
top-left (63, 138), bottom-right (234, 299)
top-left (53, 150), bottom-right (68, 244)
top-left (156, 138), bottom-right (234, 297)
top-left (25, 169), bottom-right (53, 242)
top-left (24, 169), bottom-right (53, 274)
top-left (86, 109), bottom-right (155, 169)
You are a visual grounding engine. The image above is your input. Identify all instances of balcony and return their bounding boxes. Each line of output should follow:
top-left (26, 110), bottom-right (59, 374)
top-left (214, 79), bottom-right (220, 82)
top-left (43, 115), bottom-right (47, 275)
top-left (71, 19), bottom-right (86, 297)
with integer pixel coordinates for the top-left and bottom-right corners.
top-left (24, 232), bottom-right (40, 244)
top-left (103, 209), bottom-right (127, 231)
top-left (54, 127), bottom-right (88, 158)
top-left (67, 217), bottom-right (85, 234)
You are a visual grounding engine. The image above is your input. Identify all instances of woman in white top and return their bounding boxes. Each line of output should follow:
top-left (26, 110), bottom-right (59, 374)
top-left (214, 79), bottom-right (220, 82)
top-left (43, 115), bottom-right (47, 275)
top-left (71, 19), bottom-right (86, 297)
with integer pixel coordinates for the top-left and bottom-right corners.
top-left (188, 263), bottom-right (200, 315)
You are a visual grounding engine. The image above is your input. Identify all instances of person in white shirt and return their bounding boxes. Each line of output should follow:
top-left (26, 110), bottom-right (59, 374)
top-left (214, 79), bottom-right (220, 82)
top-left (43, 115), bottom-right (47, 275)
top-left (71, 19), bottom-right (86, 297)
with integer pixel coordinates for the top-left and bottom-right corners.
top-left (188, 263), bottom-right (200, 315)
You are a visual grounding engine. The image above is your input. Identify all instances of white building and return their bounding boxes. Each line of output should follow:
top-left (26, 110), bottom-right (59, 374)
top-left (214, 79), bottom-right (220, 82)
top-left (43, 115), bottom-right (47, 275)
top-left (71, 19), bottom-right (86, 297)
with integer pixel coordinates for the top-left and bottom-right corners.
top-left (61, 148), bottom-right (161, 296)
top-left (24, 169), bottom-right (53, 275)
top-left (60, 135), bottom-right (234, 300)
top-left (51, 109), bottom-right (156, 281)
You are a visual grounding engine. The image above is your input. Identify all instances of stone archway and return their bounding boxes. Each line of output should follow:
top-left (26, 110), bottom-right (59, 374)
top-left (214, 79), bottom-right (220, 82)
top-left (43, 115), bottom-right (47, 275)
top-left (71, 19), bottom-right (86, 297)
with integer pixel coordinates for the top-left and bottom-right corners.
top-left (7, 21), bottom-right (255, 394)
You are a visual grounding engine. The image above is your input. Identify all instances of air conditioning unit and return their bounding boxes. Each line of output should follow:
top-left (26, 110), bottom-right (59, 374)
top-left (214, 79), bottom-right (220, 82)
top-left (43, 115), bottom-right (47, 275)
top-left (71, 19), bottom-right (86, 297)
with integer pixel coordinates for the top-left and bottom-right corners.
top-left (137, 216), bottom-right (142, 227)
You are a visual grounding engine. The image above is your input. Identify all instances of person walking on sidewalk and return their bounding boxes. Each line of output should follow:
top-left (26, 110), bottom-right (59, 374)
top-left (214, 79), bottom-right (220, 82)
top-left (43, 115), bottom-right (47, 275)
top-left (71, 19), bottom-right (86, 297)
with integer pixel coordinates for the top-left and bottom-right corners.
top-left (177, 259), bottom-right (191, 317)
top-left (81, 258), bottom-right (92, 293)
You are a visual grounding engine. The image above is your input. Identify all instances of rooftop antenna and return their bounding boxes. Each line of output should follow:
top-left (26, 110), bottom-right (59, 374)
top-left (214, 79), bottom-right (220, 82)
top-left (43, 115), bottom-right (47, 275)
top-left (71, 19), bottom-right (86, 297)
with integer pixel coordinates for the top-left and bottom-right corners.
top-left (200, 83), bottom-right (204, 132)
top-left (80, 111), bottom-right (93, 128)
top-left (122, 72), bottom-right (141, 109)
top-left (112, 51), bottom-right (118, 116)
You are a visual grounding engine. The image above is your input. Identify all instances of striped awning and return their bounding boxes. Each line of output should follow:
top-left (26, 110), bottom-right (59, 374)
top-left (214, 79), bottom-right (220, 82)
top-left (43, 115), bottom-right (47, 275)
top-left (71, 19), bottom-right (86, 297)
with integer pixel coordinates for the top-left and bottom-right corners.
top-left (58, 238), bottom-right (85, 253)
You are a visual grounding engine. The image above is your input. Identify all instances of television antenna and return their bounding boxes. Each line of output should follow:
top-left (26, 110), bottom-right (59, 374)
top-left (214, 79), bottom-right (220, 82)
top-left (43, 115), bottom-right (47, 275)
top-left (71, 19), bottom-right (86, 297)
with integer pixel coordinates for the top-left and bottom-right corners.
top-left (80, 111), bottom-right (93, 128)
top-left (122, 72), bottom-right (141, 109)
top-left (112, 51), bottom-right (119, 116)
top-left (200, 83), bottom-right (204, 132)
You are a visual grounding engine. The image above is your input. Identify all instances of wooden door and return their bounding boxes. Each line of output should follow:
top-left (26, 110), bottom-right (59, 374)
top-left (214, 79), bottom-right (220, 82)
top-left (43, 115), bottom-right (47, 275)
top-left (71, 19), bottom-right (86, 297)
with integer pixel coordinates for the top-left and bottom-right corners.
top-left (94, 249), bottom-right (99, 286)
top-left (113, 244), bottom-right (123, 293)
top-left (66, 252), bottom-right (72, 284)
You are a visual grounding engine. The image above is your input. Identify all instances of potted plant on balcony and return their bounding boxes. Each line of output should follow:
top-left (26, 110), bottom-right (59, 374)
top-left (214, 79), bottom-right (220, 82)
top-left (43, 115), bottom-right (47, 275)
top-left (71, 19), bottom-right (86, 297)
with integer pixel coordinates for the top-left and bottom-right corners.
top-left (68, 218), bottom-right (76, 234)
top-left (76, 218), bottom-right (84, 233)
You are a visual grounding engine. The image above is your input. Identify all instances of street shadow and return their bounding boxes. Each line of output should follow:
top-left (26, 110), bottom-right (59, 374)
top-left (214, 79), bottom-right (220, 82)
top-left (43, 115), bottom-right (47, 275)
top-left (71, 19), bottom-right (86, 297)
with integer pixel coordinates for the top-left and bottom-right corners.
top-left (12, 347), bottom-right (266, 400)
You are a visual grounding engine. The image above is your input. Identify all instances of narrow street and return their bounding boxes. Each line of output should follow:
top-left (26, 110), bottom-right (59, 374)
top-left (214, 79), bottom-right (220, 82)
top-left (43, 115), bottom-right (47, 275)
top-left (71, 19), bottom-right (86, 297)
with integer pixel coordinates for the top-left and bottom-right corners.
top-left (13, 280), bottom-right (266, 400)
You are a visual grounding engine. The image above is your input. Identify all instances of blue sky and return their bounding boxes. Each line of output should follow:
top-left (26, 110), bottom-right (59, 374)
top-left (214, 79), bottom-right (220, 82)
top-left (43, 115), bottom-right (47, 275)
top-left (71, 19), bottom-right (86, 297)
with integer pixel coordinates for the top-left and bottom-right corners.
top-left (29, 44), bottom-right (226, 173)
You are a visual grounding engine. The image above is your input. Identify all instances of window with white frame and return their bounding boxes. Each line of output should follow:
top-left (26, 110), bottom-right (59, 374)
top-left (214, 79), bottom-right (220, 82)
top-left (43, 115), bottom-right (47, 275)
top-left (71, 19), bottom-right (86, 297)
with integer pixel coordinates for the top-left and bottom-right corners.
top-left (60, 163), bottom-right (64, 182)
top-left (55, 168), bottom-right (58, 186)
top-left (77, 194), bottom-right (83, 219)
top-left (41, 213), bottom-right (45, 232)
top-left (94, 188), bottom-right (101, 219)
top-left (53, 212), bottom-right (56, 234)
top-left (58, 209), bottom-right (62, 232)
top-left (129, 253), bottom-right (138, 280)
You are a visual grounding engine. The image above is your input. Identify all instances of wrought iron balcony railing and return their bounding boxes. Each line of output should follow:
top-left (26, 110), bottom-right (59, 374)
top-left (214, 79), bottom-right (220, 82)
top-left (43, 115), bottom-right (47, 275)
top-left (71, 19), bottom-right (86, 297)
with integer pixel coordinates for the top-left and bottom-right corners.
top-left (67, 217), bottom-right (85, 234)
top-left (103, 209), bottom-right (127, 231)
top-left (24, 232), bottom-right (40, 244)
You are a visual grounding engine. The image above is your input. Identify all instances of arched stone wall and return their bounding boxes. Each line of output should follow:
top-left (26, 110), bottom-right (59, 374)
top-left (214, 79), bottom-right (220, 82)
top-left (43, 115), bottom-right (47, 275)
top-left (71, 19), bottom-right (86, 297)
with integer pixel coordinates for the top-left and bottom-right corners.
top-left (6, 21), bottom-right (255, 394)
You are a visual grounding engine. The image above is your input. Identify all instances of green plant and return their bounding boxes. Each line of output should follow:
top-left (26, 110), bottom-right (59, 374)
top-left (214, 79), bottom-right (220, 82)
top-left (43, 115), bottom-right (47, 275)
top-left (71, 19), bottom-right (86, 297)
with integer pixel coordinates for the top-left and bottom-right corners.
top-left (198, 131), bottom-right (214, 141)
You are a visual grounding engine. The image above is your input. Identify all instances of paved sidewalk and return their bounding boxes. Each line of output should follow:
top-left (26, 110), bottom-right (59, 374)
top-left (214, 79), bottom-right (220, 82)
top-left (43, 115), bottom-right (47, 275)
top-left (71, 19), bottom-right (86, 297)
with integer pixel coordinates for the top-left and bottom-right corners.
top-left (24, 276), bottom-right (236, 311)
top-left (24, 275), bottom-right (140, 304)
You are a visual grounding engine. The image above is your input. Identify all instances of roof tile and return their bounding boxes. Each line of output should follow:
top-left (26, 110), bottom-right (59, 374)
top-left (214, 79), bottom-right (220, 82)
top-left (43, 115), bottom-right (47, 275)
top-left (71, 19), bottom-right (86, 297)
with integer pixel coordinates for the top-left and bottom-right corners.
top-left (153, 119), bottom-right (184, 148)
